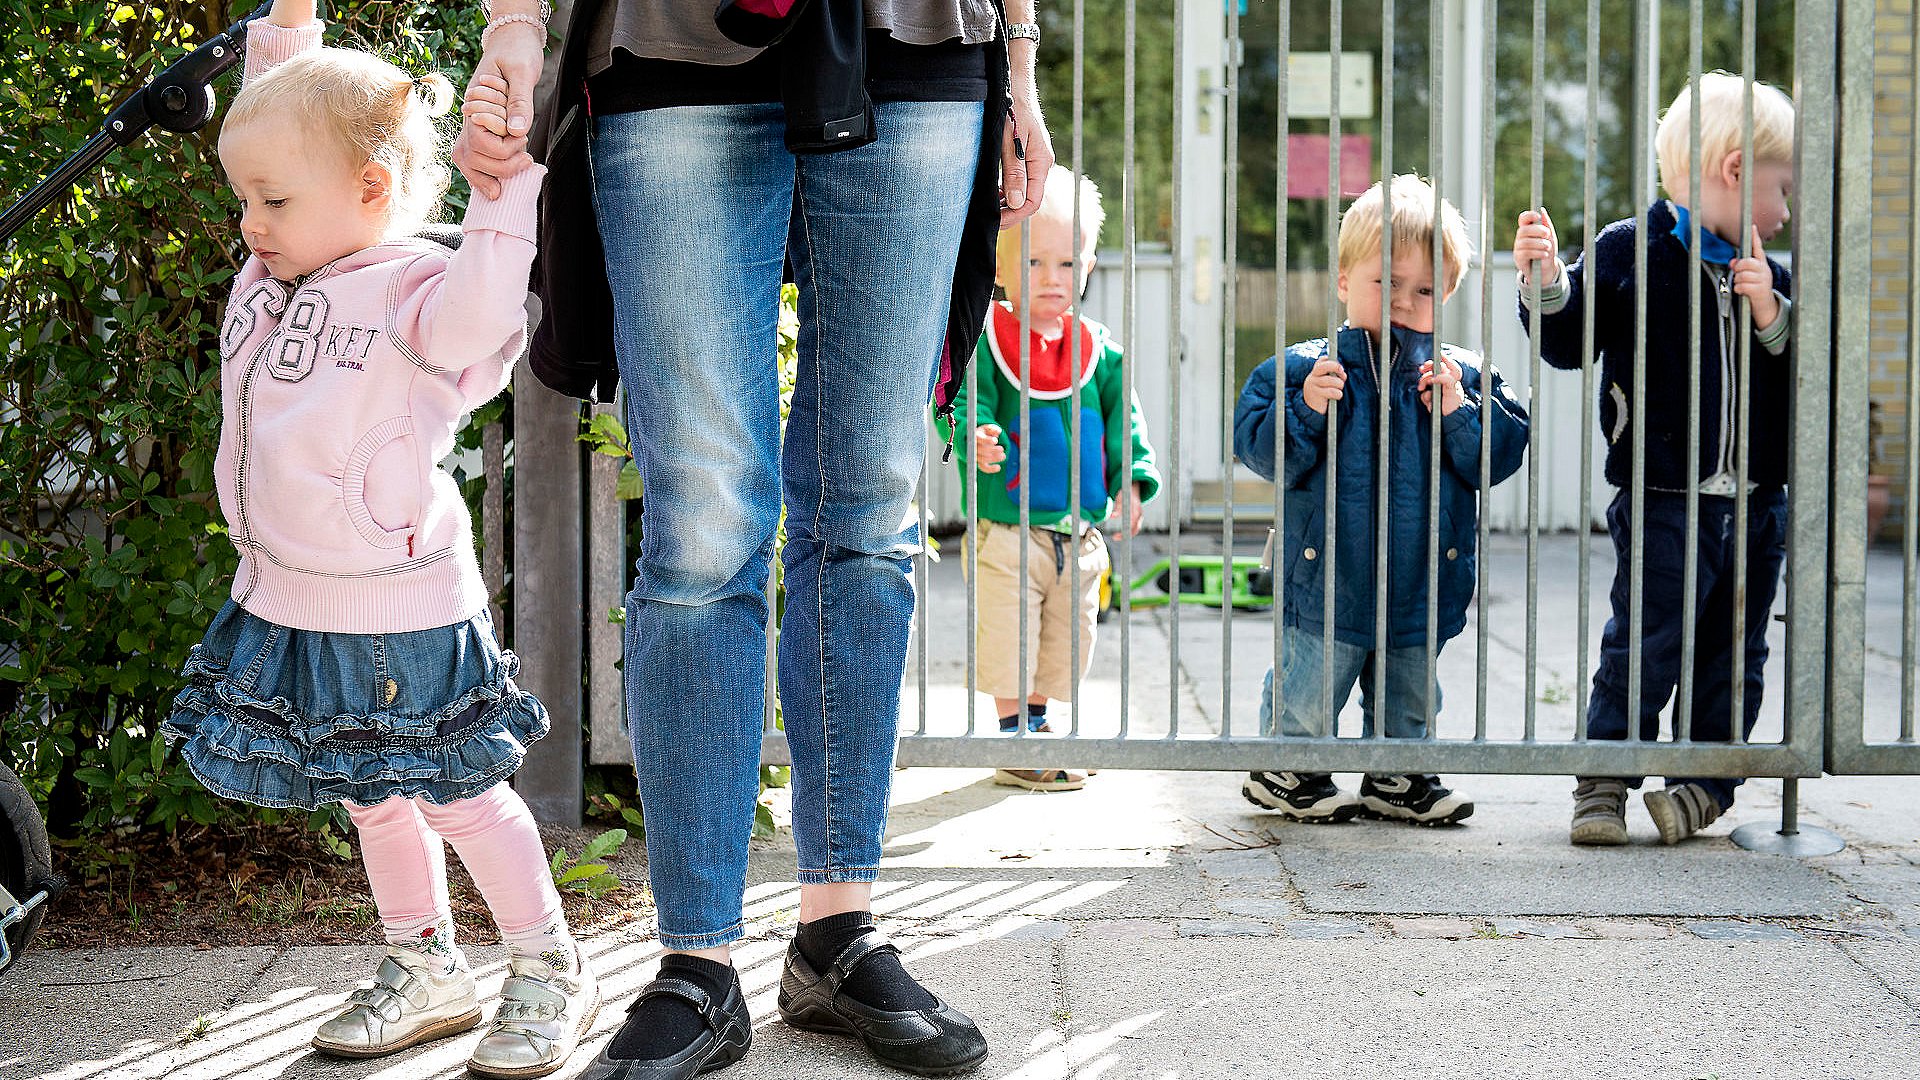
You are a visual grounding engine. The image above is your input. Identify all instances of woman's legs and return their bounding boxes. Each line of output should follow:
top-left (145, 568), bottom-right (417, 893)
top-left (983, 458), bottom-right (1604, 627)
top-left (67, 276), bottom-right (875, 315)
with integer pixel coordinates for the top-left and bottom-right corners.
top-left (590, 104), bottom-right (793, 956)
top-left (780, 99), bottom-right (984, 888)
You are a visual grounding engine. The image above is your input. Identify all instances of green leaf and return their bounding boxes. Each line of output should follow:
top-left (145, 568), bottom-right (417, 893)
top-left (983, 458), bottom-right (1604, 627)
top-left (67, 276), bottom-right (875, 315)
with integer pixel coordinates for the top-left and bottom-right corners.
top-left (580, 828), bottom-right (627, 864)
top-left (549, 848), bottom-right (568, 877)
top-left (556, 863), bottom-right (608, 885)
top-left (615, 460), bottom-right (644, 501)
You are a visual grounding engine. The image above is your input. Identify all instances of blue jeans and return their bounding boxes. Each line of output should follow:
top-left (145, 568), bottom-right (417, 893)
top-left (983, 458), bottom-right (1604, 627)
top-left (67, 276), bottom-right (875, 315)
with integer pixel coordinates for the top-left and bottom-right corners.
top-left (1259, 625), bottom-right (1444, 745)
top-left (590, 101), bottom-right (983, 950)
top-left (1584, 489), bottom-right (1788, 811)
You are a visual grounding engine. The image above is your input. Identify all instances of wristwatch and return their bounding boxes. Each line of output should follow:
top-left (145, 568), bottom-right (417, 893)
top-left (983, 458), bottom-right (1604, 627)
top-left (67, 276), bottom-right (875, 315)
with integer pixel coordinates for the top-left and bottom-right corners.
top-left (482, 0), bottom-right (552, 23)
top-left (1006, 22), bottom-right (1040, 45)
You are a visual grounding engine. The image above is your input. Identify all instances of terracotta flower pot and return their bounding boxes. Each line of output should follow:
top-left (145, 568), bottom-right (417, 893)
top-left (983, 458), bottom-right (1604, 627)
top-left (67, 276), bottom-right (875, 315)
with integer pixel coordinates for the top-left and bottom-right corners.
top-left (1866, 473), bottom-right (1892, 545)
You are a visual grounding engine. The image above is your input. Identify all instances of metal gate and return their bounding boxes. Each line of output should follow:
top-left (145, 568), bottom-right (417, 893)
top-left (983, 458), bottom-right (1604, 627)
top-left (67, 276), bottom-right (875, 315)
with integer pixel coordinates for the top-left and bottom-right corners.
top-left (497, 0), bottom-right (1919, 825)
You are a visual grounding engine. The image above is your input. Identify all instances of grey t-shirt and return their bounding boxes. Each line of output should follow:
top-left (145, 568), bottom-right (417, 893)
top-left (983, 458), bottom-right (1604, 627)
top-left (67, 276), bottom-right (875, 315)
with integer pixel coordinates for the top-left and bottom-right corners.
top-left (589, 0), bottom-right (999, 73)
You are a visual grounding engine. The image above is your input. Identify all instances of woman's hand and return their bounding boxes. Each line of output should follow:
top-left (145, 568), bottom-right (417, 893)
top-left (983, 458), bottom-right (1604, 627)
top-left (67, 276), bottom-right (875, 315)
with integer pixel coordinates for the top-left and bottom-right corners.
top-left (453, 19), bottom-right (545, 198)
top-left (1000, 38), bottom-right (1055, 229)
top-left (266, 0), bottom-right (316, 29)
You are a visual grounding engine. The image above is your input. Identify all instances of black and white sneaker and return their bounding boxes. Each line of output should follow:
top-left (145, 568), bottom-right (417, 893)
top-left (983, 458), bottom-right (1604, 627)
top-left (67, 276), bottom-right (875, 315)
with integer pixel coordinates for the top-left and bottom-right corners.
top-left (1358, 774), bottom-right (1474, 826)
top-left (1241, 771), bottom-right (1362, 822)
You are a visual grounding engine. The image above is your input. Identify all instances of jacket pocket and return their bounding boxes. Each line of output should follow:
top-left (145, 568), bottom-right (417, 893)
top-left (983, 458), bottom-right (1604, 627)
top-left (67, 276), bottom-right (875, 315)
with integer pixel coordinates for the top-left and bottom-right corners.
top-left (342, 417), bottom-right (420, 550)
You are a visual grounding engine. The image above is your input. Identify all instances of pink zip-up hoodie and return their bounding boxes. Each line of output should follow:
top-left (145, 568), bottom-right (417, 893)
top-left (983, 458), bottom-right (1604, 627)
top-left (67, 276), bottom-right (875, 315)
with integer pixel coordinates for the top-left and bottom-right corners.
top-left (214, 21), bottom-right (544, 634)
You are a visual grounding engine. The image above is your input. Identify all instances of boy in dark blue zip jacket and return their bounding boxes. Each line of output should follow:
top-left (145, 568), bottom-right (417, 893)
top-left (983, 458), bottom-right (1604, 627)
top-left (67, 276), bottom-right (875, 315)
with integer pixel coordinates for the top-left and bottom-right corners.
top-left (1235, 175), bottom-right (1530, 826)
top-left (1514, 72), bottom-right (1795, 846)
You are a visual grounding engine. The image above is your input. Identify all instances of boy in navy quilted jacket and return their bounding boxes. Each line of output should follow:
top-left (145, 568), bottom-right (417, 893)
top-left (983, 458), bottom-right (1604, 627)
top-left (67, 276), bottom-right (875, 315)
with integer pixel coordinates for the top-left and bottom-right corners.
top-left (1235, 175), bottom-right (1529, 826)
top-left (1514, 73), bottom-right (1795, 847)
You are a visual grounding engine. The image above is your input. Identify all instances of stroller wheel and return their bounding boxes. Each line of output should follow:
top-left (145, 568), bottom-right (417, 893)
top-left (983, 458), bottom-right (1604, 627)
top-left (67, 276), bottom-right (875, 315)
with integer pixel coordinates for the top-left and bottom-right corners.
top-left (0, 760), bottom-right (52, 974)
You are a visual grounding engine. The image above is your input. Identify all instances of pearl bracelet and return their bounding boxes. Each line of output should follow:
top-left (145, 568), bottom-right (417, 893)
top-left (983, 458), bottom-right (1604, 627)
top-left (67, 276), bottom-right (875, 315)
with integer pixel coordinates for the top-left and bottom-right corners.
top-left (481, 13), bottom-right (543, 51)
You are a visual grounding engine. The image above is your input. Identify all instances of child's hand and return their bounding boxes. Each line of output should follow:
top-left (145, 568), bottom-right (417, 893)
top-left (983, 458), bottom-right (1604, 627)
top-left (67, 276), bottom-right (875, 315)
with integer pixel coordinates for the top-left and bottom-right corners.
top-left (1107, 481), bottom-right (1146, 538)
top-left (462, 70), bottom-right (516, 140)
top-left (1731, 226), bottom-right (1781, 331)
top-left (1301, 357), bottom-right (1346, 414)
top-left (1513, 207), bottom-right (1561, 287)
top-left (1419, 355), bottom-right (1466, 417)
top-left (973, 424), bottom-right (1007, 473)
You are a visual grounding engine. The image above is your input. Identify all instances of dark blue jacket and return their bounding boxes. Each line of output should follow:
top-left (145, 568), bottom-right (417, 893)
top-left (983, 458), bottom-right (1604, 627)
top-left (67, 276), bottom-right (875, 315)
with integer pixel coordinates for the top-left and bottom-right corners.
top-left (1235, 327), bottom-right (1529, 649)
top-left (1519, 199), bottom-right (1792, 490)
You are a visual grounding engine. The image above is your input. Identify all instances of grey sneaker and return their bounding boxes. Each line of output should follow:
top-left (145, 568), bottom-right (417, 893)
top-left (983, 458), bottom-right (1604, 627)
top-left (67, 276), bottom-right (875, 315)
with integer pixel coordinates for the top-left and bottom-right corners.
top-left (312, 949), bottom-right (480, 1058)
top-left (1570, 777), bottom-right (1630, 846)
top-left (1644, 783), bottom-right (1724, 845)
top-left (468, 955), bottom-right (602, 1080)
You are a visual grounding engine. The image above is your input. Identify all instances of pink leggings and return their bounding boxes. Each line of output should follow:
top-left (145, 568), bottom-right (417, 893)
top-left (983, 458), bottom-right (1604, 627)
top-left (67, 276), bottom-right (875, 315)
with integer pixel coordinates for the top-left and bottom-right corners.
top-left (345, 784), bottom-right (561, 939)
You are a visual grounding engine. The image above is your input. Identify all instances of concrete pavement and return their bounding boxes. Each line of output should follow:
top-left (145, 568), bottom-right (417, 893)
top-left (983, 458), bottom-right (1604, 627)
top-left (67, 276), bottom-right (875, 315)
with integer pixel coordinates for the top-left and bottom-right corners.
top-left (6, 766), bottom-right (1915, 1079)
top-left (3, 534), bottom-right (1917, 1079)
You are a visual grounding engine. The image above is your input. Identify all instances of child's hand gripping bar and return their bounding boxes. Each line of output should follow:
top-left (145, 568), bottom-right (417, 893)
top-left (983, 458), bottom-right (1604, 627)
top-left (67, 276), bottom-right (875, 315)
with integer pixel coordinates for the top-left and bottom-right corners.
top-left (0, 2), bottom-right (275, 245)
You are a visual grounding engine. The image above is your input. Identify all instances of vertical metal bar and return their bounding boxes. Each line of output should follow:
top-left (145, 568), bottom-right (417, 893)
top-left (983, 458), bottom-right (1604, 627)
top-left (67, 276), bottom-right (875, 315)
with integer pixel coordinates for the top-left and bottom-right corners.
top-left (1221, 0), bottom-right (1239, 738)
top-left (1018, 222), bottom-right (1033, 738)
top-left (1793, 0), bottom-right (1841, 769)
top-left (1374, 0), bottom-right (1395, 749)
top-left (1323, 0), bottom-right (1343, 739)
top-left (1826, 0), bottom-right (1871, 767)
top-left (1425, 0), bottom-right (1445, 736)
top-left (1524, 0), bottom-right (1545, 743)
top-left (1271, 0), bottom-right (1290, 739)
top-left (915, 448), bottom-right (929, 735)
top-left (1678, 6), bottom-right (1704, 746)
top-left (1905, 0), bottom-right (1920, 746)
top-left (965, 235), bottom-right (980, 738)
top-left (1574, 0), bottom-right (1598, 742)
top-left (1119, 0), bottom-right (1137, 741)
top-left (1729, 0), bottom-right (1757, 746)
top-left (1069, 0), bottom-right (1086, 739)
top-left (1626, 0), bottom-right (1651, 747)
top-left (1168, 0), bottom-right (1186, 740)
top-left (1477, 0), bottom-right (1497, 743)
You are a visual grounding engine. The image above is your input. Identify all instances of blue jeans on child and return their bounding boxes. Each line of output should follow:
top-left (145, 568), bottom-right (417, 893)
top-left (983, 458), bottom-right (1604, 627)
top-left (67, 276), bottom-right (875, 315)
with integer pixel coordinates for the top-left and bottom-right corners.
top-left (1258, 625), bottom-right (1444, 742)
top-left (1584, 488), bottom-right (1789, 811)
top-left (589, 101), bottom-right (983, 951)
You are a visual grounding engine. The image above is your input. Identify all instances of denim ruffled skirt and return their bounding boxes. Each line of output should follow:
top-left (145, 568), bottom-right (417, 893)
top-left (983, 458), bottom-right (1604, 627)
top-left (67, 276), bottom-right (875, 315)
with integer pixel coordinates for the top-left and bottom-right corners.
top-left (163, 601), bottom-right (549, 810)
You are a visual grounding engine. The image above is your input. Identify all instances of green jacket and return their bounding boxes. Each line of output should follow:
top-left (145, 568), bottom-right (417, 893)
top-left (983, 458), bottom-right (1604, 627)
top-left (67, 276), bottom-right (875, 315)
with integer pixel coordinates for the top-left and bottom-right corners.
top-left (936, 305), bottom-right (1161, 529)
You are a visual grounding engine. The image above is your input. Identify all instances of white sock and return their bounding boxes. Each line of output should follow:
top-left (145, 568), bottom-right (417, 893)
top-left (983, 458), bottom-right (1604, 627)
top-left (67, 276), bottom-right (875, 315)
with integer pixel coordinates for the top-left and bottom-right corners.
top-left (500, 917), bottom-right (579, 977)
top-left (384, 911), bottom-right (460, 975)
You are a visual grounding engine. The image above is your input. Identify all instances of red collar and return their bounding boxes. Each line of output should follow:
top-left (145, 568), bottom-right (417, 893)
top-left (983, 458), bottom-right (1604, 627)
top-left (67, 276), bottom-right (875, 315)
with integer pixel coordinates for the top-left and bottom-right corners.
top-left (985, 302), bottom-right (1100, 399)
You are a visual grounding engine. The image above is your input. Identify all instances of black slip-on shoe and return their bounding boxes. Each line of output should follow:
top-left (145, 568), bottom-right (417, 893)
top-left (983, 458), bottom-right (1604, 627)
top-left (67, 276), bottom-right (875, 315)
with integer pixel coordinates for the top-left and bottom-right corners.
top-left (577, 973), bottom-right (750, 1080)
top-left (777, 930), bottom-right (988, 1077)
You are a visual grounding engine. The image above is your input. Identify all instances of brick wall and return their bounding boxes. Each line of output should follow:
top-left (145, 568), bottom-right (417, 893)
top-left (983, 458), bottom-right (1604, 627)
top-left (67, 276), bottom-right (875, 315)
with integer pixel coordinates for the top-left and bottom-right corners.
top-left (1870, 0), bottom-right (1916, 542)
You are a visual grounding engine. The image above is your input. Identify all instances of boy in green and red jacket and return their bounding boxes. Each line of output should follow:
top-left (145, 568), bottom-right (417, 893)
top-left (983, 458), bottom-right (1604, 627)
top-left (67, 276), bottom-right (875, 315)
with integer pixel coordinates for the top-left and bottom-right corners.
top-left (937, 166), bottom-right (1160, 791)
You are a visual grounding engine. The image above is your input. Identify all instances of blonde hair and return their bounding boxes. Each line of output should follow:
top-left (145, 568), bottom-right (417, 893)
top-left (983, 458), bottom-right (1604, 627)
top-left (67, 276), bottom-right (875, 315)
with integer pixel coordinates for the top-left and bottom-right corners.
top-left (224, 48), bottom-right (455, 236)
top-left (995, 166), bottom-right (1106, 270)
top-left (1655, 72), bottom-right (1795, 198)
top-left (1336, 174), bottom-right (1471, 295)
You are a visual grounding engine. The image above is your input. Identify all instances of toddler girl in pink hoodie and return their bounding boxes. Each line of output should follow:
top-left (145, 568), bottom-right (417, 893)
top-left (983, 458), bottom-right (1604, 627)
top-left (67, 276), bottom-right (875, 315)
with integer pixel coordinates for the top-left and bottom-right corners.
top-left (160, 4), bottom-right (592, 1075)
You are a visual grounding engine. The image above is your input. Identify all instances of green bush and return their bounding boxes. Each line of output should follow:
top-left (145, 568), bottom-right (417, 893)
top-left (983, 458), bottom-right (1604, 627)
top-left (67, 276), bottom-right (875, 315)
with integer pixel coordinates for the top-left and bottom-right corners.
top-left (0, 2), bottom-right (483, 849)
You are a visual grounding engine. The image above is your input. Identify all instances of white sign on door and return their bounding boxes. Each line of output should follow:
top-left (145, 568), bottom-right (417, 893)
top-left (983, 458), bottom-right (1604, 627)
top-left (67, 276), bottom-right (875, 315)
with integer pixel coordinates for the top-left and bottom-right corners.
top-left (1288, 52), bottom-right (1375, 120)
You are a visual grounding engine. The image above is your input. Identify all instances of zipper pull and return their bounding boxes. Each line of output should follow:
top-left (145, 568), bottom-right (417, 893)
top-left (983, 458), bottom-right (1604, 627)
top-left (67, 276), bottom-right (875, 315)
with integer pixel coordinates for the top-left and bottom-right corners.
top-left (406, 534), bottom-right (414, 558)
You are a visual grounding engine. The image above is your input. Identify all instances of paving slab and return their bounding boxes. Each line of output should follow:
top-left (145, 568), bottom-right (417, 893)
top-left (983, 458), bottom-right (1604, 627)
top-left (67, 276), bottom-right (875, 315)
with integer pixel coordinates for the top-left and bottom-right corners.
top-left (0, 946), bottom-right (277, 1080)
top-left (1840, 936), bottom-right (1920, 1015)
top-left (1061, 938), bottom-right (1920, 1080)
top-left (1283, 841), bottom-right (1853, 917)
